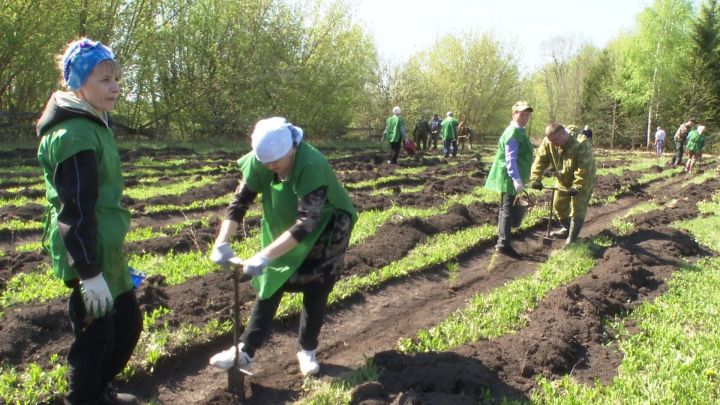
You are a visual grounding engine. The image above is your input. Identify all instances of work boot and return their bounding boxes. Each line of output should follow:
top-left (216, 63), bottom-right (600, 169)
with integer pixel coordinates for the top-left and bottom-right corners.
top-left (565, 217), bottom-right (585, 246)
top-left (495, 245), bottom-right (521, 259)
top-left (549, 218), bottom-right (571, 238)
top-left (297, 349), bottom-right (320, 376)
top-left (209, 343), bottom-right (253, 371)
top-left (99, 385), bottom-right (139, 405)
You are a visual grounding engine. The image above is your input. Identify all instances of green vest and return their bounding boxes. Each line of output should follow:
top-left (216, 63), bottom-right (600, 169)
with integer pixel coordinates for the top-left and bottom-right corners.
top-left (238, 142), bottom-right (357, 299)
top-left (441, 117), bottom-right (458, 140)
top-left (38, 118), bottom-right (133, 299)
top-left (384, 115), bottom-right (405, 143)
top-left (685, 130), bottom-right (704, 153)
top-left (484, 125), bottom-right (533, 195)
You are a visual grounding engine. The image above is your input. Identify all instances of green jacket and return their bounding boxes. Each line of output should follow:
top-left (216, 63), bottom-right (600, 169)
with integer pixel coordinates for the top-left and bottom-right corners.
top-left (384, 115), bottom-right (406, 143)
top-left (37, 92), bottom-right (133, 299)
top-left (440, 116), bottom-right (459, 141)
top-left (484, 124), bottom-right (533, 195)
top-left (685, 130), bottom-right (705, 153)
top-left (238, 142), bottom-right (357, 299)
top-left (530, 133), bottom-right (596, 193)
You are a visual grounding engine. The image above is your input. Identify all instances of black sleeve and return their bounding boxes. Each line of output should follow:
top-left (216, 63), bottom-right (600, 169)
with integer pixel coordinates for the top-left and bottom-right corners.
top-left (288, 187), bottom-right (327, 242)
top-left (54, 150), bottom-right (100, 280)
top-left (225, 181), bottom-right (258, 223)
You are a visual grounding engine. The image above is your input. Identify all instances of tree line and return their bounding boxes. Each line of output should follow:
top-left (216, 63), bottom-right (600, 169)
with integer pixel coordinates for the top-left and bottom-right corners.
top-left (1, 0), bottom-right (719, 149)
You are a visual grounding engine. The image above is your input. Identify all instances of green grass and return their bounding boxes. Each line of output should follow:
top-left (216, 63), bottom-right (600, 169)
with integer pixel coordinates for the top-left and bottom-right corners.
top-left (398, 242), bottom-right (596, 353)
top-left (0, 195), bottom-right (43, 208)
top-left (533, 256), bottom-right (720, 404)
top-left (15, 241), bottom-right (42, 253)
top-left (0, 354), bottom-right (68, 405)
top-left (624, 201), bottom-right (662, 218)
top-left (139, 194), bottom-right (233, 215)
top-left (0, 219), bottom-right (43, 232)
top-left (125, 176), bottom-right (218, 200)
top-left (532, 197), bottom-right (720, 404)
top-left (0, 266), bottom-right (66, 309)
top-left (609, 217), bottom-right (635, 236)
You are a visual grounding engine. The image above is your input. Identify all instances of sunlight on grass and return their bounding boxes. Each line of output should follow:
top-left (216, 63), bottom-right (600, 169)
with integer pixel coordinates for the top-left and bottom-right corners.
top-left (398, 242), bottom-right (596, 353)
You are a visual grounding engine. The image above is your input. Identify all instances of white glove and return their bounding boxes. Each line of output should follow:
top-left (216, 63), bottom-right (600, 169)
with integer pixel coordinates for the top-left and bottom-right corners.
top-left (80, 273), bottom-right (113, 318)
top-left (513, 179), bottom-right (525, 194)
top-left (210, 242), bottom-right (235, 266)
top-left (242, 254), bottom-right (270, 277)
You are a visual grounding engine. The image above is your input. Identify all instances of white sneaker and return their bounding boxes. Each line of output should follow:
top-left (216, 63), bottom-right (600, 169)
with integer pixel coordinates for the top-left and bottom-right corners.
top-left (209, 343), bottom-right (253, 370)
top-left (297, 349), bottom-right (320, 376)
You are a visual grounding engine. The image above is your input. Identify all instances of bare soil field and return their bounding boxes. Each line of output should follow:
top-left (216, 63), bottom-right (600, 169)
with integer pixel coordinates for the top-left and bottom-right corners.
top-left (0, 145), bottom-right (717, 404)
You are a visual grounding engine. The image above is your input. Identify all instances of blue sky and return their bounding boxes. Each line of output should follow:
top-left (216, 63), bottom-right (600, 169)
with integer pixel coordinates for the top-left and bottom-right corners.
top-left (353, 0), bottom-right (650, 73)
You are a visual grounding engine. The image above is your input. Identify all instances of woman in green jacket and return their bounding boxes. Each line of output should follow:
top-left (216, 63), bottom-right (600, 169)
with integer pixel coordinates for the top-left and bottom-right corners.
top-left (37, 38), bottom-right (142, 404)
top-left (685, 125), bottom-right (707, 173)
top-left (209, 117), bottom-right (357, 377)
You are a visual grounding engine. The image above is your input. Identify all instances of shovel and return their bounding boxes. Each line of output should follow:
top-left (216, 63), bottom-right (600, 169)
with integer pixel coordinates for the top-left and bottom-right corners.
top-left (227, 259), bottom-right (252, 399)
top-left (542, 187), bottom-right (558, 247)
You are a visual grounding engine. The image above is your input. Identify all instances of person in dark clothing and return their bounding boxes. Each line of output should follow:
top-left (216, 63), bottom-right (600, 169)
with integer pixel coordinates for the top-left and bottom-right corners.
top-left (37, 38), bottom-right (142, 405)
top-left (413, 116), bottom-right (431, 150)
top-left (429, 113), bottom-right (442, 150)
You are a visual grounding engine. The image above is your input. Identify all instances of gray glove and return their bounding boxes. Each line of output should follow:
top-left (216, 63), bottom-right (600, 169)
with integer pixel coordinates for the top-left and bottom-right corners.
top-left (210, 242), bottom-right (234, 266)
top-left (80, 273), bottom-right (113, 318)
top-left (242, 254), bottom-right (270, 277)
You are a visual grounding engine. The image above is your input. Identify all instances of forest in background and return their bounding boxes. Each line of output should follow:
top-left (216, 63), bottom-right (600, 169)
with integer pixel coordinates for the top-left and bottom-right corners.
top-left (1, 0), bottom-right (720, 149)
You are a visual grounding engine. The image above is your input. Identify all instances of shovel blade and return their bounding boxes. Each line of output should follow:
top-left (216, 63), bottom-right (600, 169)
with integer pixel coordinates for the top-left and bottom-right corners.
top-left (542, 237), bottom-right (553, 247)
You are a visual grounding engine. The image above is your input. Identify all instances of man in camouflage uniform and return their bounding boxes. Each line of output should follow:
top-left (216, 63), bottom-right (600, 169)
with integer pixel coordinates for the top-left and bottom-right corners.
top-left (530, 123), bottom-right (596, 245)
top-left (670, 119), bottom-right (695, 167)
top-left (413, 116), bottom-right (431, 150)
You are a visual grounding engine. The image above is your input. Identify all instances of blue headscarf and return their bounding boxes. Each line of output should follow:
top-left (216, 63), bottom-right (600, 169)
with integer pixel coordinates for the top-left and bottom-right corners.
top-left (62, 38), bottom-right (115, 90)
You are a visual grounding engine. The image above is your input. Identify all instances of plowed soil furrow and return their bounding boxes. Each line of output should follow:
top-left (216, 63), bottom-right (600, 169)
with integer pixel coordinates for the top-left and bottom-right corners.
top-left (127, 165), bottom-right (716, 404)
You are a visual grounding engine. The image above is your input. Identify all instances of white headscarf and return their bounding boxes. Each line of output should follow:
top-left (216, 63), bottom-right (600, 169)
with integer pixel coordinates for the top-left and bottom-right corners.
top-left (251, 117), bottom-right (304, 163)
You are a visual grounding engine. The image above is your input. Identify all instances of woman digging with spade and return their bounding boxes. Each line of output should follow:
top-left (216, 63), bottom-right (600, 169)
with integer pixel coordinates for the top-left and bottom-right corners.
top-left (209, 117), bottom-right (356, 377)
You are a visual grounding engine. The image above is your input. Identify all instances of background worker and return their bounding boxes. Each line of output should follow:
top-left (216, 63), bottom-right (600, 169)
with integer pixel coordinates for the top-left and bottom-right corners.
top-left (484, 101), bottom-right (534, 258)
top-left (670, 119), bottom-right (695, 167)
top-left (429, 113), bottom-right (442, 150)
top-left (530, 123), bottom-right (596, 246)
top-left (654, 126), bottom-right (667, 156)
top-left (37, 38), bottom-right (142, 404)
top-left (413, 115), bottom-right (431, 150)
top-left (383, 106), bottom-right (406, 164)
top-left (209, 117), bottom-right (357, 377)
top-left (440, 111), bottom-right (459, 158)
top-left (685, 125), bottom-right (707, 173)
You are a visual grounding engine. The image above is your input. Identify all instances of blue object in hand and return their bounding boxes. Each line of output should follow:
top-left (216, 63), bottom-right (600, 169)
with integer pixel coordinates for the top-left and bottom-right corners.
top-left (129, 266), bottom-right (146, 289)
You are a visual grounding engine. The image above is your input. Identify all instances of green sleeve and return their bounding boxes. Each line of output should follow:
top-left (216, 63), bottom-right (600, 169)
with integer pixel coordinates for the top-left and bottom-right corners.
top-left (530, 138), bottom-right (551, 182)
top-left (572, 141), bottom-right (595, 192)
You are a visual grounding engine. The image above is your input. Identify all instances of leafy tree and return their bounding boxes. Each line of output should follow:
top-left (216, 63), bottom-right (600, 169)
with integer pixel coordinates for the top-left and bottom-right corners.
top-left (688, 0), bottom-right (720, 127)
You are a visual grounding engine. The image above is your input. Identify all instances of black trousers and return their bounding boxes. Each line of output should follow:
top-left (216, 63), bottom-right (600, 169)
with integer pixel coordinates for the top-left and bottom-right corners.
top-left (241, 211), bottom-right (352, 356)
top-left (496, 192), bottom-right (515, 248)
top-left (240, 275), bottom-right (336, 356)
top-left (389, 141), bottom-right (401, 163)
top-left (65, 286), bottom-right (142, 405)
